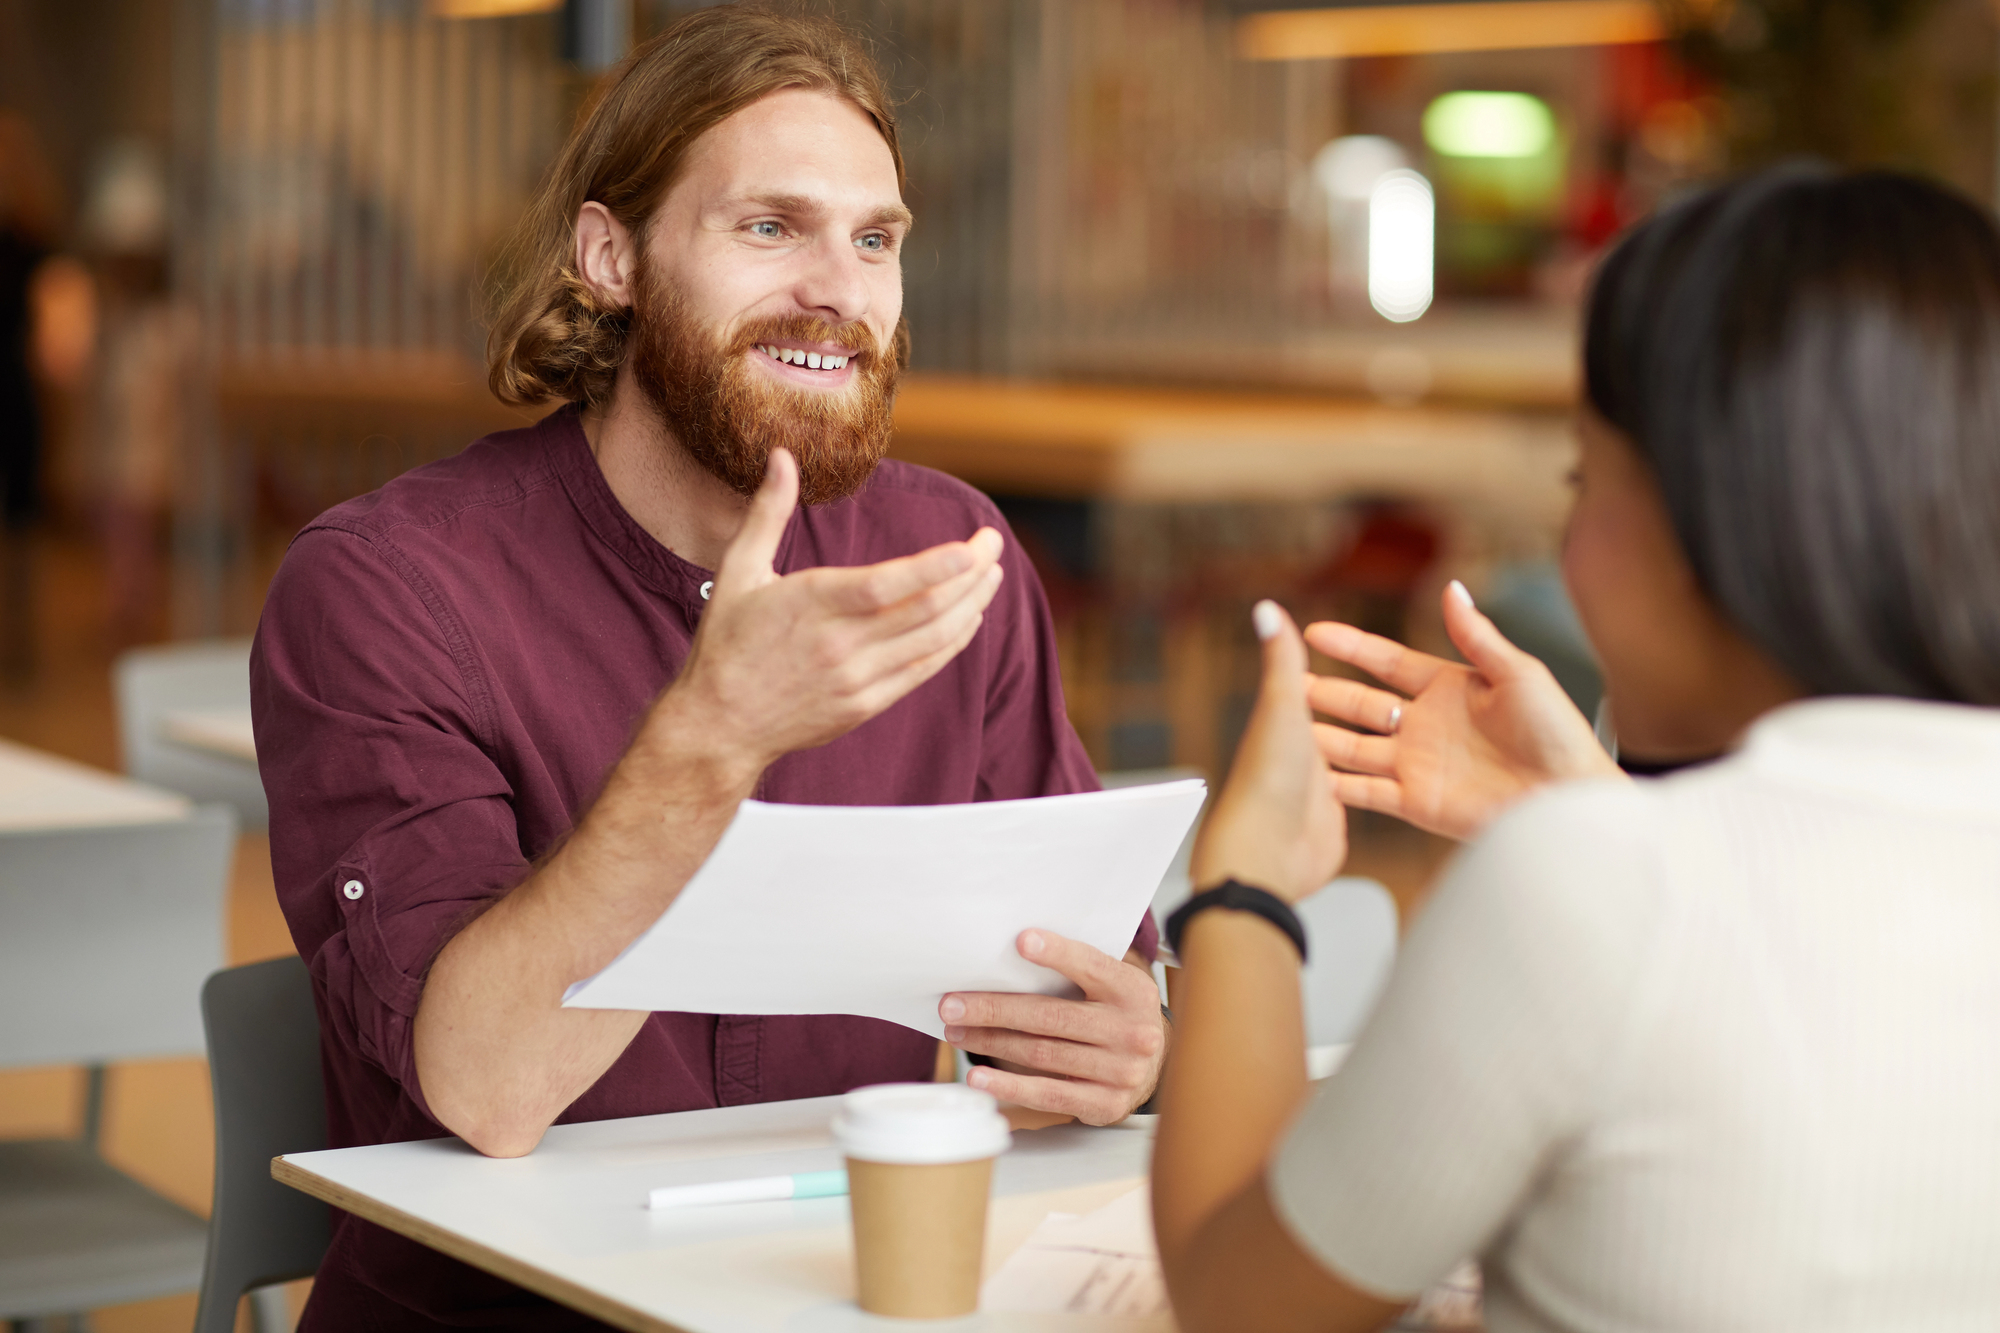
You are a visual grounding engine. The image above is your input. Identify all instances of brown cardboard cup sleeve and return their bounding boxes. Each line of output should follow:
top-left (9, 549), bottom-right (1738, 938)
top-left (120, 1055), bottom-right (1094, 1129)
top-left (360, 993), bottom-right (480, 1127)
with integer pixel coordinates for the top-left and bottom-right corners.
top-left (832, 1083), bottom-right (1013, 1318)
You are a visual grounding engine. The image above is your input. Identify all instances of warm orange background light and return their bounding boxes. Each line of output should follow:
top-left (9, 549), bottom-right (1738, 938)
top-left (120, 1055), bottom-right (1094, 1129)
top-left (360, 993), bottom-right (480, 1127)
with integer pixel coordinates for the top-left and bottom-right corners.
top-left (1239, 0), bottom-right (1665, 59)
top-left (427, 0), bottom-right (562, 18)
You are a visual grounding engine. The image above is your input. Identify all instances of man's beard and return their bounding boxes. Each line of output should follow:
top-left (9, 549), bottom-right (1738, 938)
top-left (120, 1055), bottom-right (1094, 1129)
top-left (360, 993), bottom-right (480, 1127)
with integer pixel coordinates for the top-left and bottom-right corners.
top-left (627, 270), bottom-right (898, 507)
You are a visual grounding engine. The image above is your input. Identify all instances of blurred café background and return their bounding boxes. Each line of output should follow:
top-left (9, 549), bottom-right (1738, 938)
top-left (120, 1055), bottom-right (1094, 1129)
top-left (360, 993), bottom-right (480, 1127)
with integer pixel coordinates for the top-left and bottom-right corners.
top-left (1, 0), bottom-right (1994, 1327)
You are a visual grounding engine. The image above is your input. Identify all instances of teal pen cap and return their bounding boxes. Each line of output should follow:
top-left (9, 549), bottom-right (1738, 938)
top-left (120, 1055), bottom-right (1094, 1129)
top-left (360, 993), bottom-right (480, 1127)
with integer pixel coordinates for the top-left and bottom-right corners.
top-left (788, 1169), bottom-right (848, 1199)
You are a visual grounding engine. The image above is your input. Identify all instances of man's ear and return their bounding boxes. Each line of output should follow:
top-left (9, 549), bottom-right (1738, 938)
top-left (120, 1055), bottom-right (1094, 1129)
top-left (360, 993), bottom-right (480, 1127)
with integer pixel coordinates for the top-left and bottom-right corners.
top-left (575, 201), bottom-right (637, 310)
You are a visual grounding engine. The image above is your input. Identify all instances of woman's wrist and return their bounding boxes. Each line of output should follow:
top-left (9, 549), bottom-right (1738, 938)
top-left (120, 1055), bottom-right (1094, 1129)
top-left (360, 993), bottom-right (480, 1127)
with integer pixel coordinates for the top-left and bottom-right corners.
top-left (1167, 881), bottom-right (1308, 965)
top-left (1174, 904), bottom-right (1306, 975)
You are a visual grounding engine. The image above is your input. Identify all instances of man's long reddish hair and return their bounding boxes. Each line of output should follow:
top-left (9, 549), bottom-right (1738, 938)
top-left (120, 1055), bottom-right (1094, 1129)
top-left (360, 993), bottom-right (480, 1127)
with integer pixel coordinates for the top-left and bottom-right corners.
top-left (485, 4), bottom-right (904, 408)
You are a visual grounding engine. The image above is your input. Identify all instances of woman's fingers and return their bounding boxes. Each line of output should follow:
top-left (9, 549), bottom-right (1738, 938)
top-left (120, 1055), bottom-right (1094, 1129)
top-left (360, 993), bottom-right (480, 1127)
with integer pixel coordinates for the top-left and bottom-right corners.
top-left (1326, 770), bottom-right (1405, 820)
top-left (1440, 580), bottom-right (1531, 682)
top-left (1306, 674), bottom-right (1407, 735)
top-left (1304, 619), bottom-right (1449, 696)
top-left (1252, 599), bottom-right (1310, 692)
top-left (1312, 721), bottom-right (1396, 777)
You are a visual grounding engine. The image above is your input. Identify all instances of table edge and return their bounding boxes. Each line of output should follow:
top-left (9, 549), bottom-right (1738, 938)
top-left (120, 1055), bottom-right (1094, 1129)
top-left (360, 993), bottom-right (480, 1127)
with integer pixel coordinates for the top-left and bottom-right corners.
top-left (272, 1154), bottom-right (688, 1333)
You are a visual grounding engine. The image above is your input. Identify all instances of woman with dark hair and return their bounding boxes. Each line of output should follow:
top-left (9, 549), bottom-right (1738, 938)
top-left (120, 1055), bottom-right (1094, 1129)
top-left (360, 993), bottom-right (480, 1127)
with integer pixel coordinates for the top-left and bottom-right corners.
top-left (1149, 165), bottom-right (2000, 1332)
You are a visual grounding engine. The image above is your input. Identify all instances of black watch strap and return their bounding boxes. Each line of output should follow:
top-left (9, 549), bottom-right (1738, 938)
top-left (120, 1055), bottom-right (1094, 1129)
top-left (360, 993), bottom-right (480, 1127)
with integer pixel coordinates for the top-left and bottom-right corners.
top-left (1165, 879), bottom-right (1308, 963)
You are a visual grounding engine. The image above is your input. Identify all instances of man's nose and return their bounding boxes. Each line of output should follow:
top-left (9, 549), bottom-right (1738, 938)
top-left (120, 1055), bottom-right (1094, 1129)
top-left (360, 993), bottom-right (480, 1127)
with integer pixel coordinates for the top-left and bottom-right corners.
top-left (790, 233), bottom-right (876, 326)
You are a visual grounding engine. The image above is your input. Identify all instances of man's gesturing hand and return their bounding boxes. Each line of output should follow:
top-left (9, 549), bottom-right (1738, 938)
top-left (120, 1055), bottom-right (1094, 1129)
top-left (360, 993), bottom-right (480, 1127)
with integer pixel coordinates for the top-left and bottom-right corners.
top-left (941, 930), bottom-right (1168, 1126)
top-left (662, 448), bottom-right (1006, 768)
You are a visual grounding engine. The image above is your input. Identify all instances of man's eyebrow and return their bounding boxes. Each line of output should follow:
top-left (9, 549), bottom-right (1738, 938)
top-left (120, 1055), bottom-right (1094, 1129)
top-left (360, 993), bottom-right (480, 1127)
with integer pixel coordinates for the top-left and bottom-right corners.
top-left (862, 203), bottom-right (915, 230)
top-left (736, 194), bottom-right (913, 230)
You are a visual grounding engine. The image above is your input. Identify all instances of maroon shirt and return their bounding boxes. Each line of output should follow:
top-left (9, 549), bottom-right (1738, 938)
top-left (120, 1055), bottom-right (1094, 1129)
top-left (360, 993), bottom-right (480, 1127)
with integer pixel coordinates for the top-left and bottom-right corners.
top-left (253, 405), bottom-right (1152, 1330)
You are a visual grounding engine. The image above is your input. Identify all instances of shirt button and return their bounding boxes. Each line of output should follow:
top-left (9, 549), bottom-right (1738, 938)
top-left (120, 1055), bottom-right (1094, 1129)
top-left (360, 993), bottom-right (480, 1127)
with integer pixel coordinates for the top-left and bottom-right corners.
top-left (699, 580), bottom-right (713, 601)
top-left (342, 879), bottom-right (364, 901)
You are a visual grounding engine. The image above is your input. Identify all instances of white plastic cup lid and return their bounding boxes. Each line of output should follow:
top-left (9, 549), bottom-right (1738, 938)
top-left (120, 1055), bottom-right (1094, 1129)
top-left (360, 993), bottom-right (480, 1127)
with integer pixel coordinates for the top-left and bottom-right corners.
top-left (831, 1083), bottom-right (1013, 1165)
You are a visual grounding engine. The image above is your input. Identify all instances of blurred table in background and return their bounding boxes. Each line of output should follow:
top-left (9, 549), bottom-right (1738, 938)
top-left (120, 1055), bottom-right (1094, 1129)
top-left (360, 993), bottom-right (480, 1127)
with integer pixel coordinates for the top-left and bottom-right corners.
top-left (889, 377), bottom-right (1574, 777)
top-left (890, 375), bottom-right (1571, 508)
top-left (0, 739), bottom-right (192, 833)
top-left (159, 710), bottom-right (257, 765)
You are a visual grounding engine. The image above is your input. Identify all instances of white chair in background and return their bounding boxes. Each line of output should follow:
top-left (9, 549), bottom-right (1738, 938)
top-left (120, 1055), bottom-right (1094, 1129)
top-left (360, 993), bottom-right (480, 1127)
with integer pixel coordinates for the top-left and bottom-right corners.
top-left (114, 639), bottom-right (266, 831)
top-left (1104, 768), bottom-right (1400, 1059)
top-left (0, 806), bottom-right (238, 1329)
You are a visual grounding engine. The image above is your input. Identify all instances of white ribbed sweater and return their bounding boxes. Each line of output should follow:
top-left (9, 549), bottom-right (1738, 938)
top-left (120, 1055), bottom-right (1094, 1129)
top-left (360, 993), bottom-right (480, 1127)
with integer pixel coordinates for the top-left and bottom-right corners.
top-left (1272, 698), bottom-right (2000, 1332)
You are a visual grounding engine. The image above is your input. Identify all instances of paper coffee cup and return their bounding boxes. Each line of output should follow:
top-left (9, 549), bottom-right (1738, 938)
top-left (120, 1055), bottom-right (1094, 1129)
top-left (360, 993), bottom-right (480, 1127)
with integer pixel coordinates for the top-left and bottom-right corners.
top-left (831, 1083), bottom-right (1012, 1318)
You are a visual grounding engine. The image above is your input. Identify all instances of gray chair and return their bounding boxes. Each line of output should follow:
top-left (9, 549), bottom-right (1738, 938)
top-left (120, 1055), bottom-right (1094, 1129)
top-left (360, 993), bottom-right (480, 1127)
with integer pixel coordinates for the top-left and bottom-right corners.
top-left (1295, 878), bottom-right (1398, 1046)
top-left (114, 639), bottom-right (267, 831)
top-left (193, 956), bottom-right (329, 1333)
top-left (1105, 769), bottom-right (1399, 1046)
top-left (0, 807), bottom-right (237, 1330)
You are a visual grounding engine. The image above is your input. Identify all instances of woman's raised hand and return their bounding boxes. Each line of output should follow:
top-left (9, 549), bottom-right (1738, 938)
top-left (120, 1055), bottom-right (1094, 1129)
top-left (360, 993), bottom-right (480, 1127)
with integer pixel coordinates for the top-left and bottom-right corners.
top-left (1188, 601), bottom-right (1348, 903)
top-left (1305, 581), bottom-right (1622, 842)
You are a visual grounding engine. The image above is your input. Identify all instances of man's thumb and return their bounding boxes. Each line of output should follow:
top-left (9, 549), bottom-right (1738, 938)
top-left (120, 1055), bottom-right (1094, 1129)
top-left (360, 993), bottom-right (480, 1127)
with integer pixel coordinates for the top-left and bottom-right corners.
top-left (714, 448), bottom-right (799, 594)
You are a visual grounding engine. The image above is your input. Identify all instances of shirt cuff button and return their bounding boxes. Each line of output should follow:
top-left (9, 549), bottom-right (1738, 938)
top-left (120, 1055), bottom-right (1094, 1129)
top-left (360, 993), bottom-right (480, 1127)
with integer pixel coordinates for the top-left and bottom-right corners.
top-left (342, 879), bottom-right (365, 901)
top-left (699, 580), bottom-right (713, 601)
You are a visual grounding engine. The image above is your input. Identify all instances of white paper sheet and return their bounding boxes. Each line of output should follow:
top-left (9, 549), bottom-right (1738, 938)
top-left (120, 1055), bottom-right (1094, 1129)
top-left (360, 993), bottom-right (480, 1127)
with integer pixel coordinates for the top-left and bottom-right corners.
top-left (982, 1185), bottom-right (1167, 1317)
top-left (561, 780), bottom-right (1206, 1037)
top-left (983, 1183), bottom-right (1482, 1329)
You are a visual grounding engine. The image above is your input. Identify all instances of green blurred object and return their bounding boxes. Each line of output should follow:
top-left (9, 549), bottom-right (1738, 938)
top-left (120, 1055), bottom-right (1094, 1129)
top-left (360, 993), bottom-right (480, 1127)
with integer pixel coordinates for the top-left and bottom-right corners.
top-left (1424, 92), bottom-right (1557, 158)
top-left (1424, 91), bottom-right (1566, 294)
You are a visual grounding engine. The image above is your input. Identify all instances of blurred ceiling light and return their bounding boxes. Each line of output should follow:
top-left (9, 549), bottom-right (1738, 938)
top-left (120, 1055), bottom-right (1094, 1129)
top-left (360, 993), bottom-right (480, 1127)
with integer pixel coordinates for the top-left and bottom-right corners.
top-left (1239, 0), bottom-right (1662, 59)
top-left (429, 0), bottom-right (561, 17)
top-left (1423, 92), bottom-right (1556, 158)
top-left (1314, 135), bottom-right (1408, 201)
top-left (1369, 170), bottom-right (1434, 323)
top-left (84, 139), bottom-right (168, 255)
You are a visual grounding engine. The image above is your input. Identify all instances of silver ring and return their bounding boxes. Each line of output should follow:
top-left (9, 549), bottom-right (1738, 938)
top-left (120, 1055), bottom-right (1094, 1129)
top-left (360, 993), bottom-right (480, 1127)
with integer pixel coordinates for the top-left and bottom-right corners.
top-left (1387, 704), bottom-right (1403, 736)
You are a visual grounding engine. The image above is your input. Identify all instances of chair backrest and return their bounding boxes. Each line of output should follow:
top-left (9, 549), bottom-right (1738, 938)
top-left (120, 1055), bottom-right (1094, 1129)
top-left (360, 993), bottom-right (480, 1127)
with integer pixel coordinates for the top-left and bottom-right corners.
top-left (1296, 877), bottom-right (1399, 1047)
top-left (114, 639), bottom-right (268, 831)
top-left (0, 806), bottom-right (236, 1067)
top-left (194, 956), bottom-right (331, 1333)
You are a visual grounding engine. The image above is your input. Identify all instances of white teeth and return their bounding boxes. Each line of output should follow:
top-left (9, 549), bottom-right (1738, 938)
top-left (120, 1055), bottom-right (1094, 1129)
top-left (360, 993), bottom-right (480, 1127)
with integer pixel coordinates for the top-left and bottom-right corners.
top-left (758, 346), bottom-right (854, 370)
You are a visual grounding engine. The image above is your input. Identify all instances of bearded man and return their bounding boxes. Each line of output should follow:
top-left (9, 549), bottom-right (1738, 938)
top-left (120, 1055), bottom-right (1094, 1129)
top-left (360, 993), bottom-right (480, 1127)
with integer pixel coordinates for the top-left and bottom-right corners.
top-left (251, 7), bottom-right (1169, 1329)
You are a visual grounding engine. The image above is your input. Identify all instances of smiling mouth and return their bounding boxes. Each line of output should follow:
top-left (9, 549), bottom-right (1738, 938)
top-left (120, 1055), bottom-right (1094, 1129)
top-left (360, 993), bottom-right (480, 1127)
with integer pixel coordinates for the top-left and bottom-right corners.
top-left (757, 344), bottom-right (854, 372)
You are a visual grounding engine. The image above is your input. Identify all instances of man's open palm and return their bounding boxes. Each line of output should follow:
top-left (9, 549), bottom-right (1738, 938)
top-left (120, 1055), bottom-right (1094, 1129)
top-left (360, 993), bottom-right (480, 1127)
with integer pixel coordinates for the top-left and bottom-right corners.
top-left (673, 449), bottom-right (1007, 768)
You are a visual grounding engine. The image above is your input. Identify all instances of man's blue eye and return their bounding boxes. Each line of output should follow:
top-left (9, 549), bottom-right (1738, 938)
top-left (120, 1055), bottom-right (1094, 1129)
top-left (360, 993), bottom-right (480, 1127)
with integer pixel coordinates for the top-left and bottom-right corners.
top-left (858, 234), bottom-right (885, 251)
top-left (752, 221), bottom-right (781, 238)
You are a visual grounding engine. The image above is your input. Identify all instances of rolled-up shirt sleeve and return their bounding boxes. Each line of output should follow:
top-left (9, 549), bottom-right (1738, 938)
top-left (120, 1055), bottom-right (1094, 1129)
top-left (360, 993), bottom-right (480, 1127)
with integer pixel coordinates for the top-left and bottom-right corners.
top-left (253, 526), bottom-right (528, 1125)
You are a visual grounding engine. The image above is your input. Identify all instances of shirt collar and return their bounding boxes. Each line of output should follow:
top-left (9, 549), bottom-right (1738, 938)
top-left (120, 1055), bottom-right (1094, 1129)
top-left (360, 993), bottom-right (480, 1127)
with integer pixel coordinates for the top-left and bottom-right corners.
top-left (546, 403), bottom-right (799, 613)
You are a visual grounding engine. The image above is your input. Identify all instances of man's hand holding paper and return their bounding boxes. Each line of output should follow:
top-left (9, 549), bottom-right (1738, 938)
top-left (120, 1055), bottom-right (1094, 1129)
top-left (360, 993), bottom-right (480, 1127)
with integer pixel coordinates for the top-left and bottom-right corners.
top-left (943, 928), bottom-right (1170, 1125)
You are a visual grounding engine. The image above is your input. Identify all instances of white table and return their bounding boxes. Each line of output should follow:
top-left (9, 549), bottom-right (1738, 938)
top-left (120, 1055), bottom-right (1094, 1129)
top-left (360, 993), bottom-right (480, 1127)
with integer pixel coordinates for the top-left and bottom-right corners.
top-left (0, 737), bottom-right (192, 832)
top-left (159, 707), bottom-right (258, 763)
top-left (276, 1096), bottom-right (1170, 1332)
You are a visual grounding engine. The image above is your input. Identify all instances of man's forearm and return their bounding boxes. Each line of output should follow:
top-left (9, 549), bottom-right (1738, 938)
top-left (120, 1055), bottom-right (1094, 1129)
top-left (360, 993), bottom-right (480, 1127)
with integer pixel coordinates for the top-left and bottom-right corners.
top-left (413, 692), bottom-right (763, 1157)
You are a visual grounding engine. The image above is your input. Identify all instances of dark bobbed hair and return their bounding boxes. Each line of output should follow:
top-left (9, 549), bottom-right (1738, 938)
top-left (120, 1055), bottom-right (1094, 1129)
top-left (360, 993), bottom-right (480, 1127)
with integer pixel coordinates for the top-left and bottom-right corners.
top-left (1585, 165), bottom-right (2000, 706)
